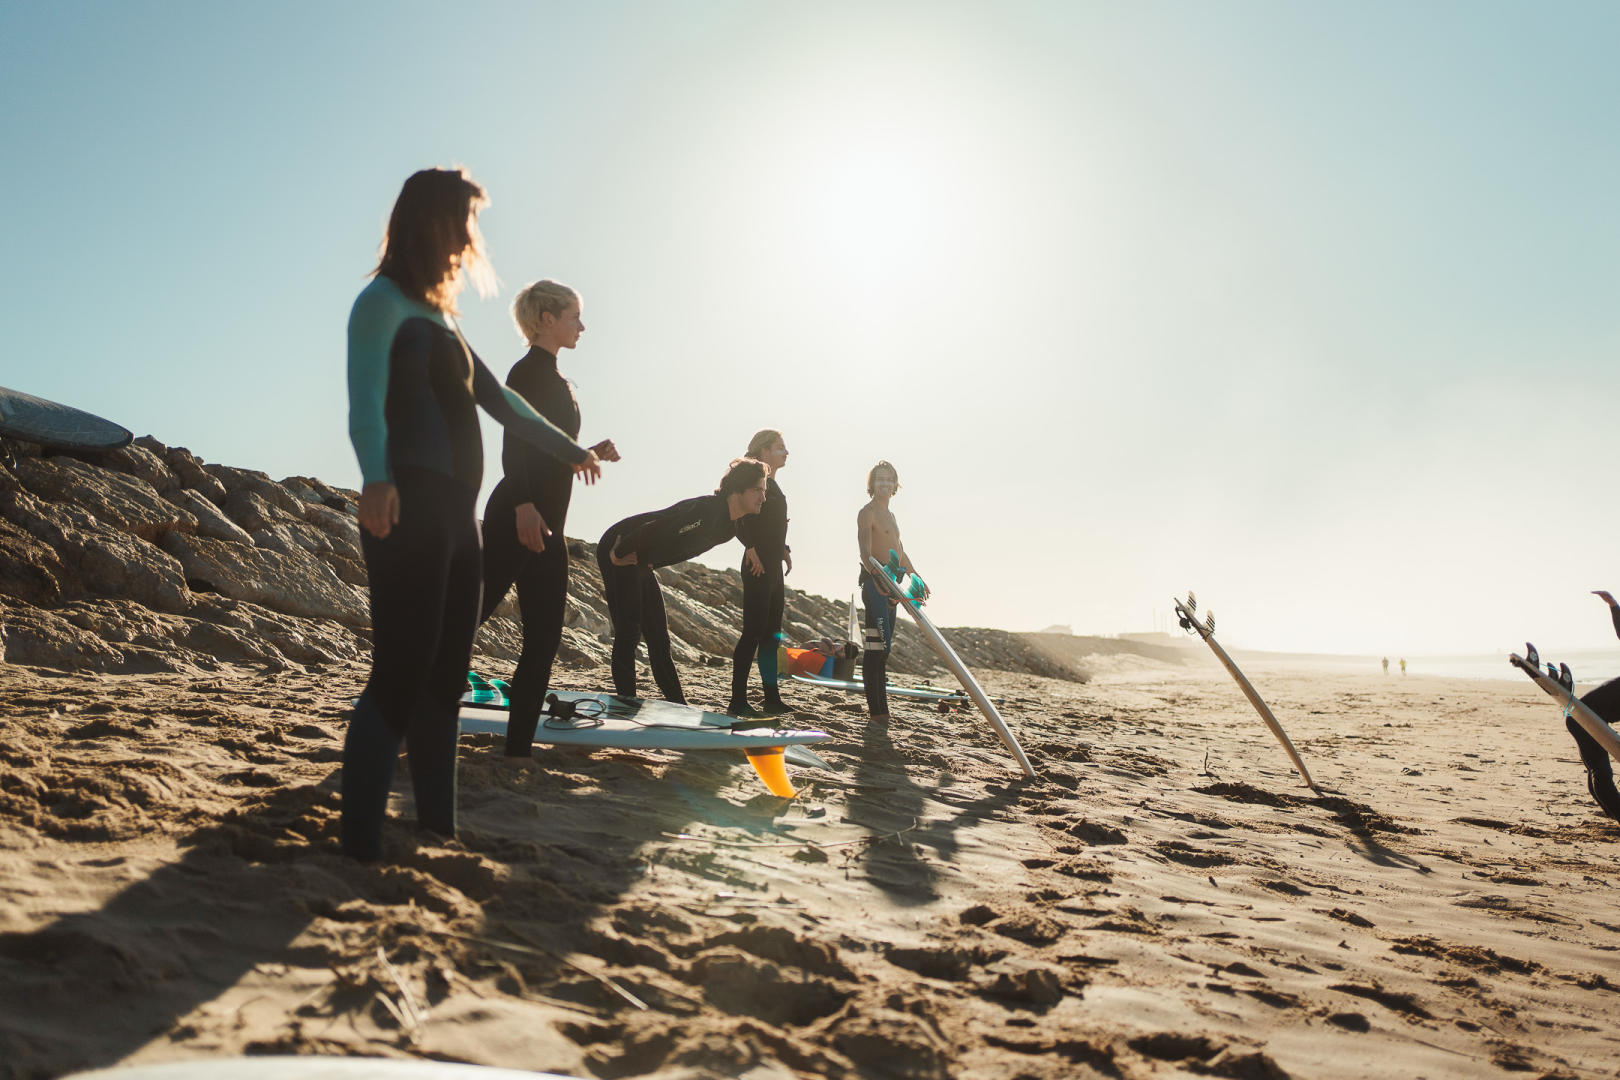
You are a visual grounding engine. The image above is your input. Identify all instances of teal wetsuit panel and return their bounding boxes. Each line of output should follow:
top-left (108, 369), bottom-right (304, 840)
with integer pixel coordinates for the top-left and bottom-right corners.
top-left (346, 276), bottom-right (587, 490)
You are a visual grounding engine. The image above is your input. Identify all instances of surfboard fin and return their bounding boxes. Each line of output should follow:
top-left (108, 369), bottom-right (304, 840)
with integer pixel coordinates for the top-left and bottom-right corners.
top-left (1525, 643), bottom-right (1540, 670)
top-left (1205, 612), bottom-right (1216, 634)
top-left (1187, 592), bottom-right (1197, 613)
top-left (744, 748), bottom-right (797, 797)
top-left (1559, 662), bottom-right (1574, 692)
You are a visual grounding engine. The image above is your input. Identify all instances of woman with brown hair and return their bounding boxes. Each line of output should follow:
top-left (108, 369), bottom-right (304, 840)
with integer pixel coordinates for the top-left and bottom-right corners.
top-left (343, 167), bottom-right (601, 861)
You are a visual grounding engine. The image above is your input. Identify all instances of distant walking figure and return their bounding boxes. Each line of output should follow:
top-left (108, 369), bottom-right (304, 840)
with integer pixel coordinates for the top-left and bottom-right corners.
top-left (1399, 658), bottom-right (1406, 675)
top-left (1381, 657), bottom-right (1389, 675)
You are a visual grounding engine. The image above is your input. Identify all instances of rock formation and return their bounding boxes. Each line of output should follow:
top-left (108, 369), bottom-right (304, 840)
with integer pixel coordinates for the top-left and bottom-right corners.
top-left (0, 433), bottom-right (1088, 685)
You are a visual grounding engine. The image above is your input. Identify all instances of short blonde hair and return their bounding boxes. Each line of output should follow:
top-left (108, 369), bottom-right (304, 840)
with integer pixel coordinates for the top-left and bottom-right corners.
top-left (511, 280), bottom-right (580, 344)
top-left (745, 429), bottom-right (782, 459)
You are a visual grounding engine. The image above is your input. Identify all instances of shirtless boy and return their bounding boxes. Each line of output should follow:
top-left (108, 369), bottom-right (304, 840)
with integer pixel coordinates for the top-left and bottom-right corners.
top-left (856, 460), bottom-right (927, 720)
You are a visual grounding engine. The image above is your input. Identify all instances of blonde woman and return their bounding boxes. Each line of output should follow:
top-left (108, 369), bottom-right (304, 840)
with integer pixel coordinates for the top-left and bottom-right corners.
top-left (478, 280), bottom-right (618, 758)
top-left (729, 429), bottom-right (792, 717)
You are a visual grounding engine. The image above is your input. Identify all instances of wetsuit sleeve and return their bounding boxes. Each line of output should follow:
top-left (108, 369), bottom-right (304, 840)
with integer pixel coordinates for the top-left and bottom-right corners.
top-left (502, 363), bottom-right (539, 507)
top-left (1610, 604), bottom-right (1620, 642)
top-left (471, 353), bottom-right (589, 465)
top-left (346, 287), bottom-right (396, 486)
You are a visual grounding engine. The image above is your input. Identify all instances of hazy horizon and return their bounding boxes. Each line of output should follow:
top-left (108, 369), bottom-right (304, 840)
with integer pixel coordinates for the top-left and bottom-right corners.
top-left (5, 1), bottom-right (1618, 656)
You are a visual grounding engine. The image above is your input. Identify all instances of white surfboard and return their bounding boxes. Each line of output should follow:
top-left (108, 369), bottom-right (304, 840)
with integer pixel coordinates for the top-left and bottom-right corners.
top-left (865, 555), bottom-right (1036, 778)
top-left (459, 690), bottom-right (829, 797)
top-left (459, 692), bottom-right (828, 752)
top-left (1174, 595), bottom-right (1317, 790)
top-left (790, 673), bottom-right (1006, 705)
top-left (1509, 651), bottom-right (1620, 763)
top-left (61, 1059), bottom-right (583, 1080)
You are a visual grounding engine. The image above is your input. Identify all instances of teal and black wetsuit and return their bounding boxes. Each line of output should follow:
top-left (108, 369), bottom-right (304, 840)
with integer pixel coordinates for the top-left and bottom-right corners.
top-left (597, 496), bottom-right (740, 702)
top-left (478, 346), bottom-right (583, 758)
top-left (342, 275), bottom-right (589, 861)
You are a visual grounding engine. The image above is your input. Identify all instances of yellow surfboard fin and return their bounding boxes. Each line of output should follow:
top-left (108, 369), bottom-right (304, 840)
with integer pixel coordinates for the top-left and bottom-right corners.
top-left (744, 747), bottom-right (797, 798)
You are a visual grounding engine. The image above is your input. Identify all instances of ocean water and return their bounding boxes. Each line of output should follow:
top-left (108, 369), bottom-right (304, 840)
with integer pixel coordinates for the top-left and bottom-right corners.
top-left (1386, 650), bottom-right (1620, 684)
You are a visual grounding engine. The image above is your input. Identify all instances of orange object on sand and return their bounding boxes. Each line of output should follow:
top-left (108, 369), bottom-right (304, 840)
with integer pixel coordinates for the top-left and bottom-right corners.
top-left (779, 646), bottom-right (829, 678)
top-left (745, 748), bottom-right (797, 797)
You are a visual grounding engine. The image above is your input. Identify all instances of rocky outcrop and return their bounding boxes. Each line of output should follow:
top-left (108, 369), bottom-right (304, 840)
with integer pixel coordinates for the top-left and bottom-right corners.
top-left (159, 532), bottom-right (368, 627)
top-left (12, 456), bottom-right (197, 542)
top-left (0, 430), bottom-right (1089, 683)
top-left (0, 489), bottom-right (192, 613)
top-left (167, 488), bottom-right (253, 545)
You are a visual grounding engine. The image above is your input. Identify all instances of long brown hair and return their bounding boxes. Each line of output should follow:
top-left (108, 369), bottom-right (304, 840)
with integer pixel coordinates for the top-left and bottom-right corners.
top-left (373, 167), bottom-right (493, 313)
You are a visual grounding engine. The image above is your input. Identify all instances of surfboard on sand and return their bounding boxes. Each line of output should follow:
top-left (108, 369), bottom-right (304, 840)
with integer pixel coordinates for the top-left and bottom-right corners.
top-left (62, 1058), bottom-right (584, 1080)
top-left (0, 384), bottom-right (132, 451)
top-left (458, 690), bottom-right (830, 798)
top-left (865, 552), bottom-right (1036, 779)
top-left (790, 673), bottom-right (1006, 705)
top-left (1509, 644), bottom-right (1620, 763)
top-left (1173, 593), bottom-right (1317, 790)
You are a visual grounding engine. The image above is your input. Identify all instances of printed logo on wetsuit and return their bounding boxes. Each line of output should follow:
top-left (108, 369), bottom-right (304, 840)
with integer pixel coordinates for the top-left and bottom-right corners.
top-left (678, 522), bottom-right (701, 535)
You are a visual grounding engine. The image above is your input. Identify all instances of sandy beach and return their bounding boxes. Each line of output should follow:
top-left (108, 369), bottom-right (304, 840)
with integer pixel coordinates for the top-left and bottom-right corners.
top-left (3, 650), bottom-right (1617, 1080)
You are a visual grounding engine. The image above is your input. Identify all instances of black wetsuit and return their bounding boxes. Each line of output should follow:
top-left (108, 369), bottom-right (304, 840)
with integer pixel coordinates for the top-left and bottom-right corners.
top-left (479, 347), bottom-right (582, 757)
top-left (1572, 605), bottom-right (1620, 822)
top-left (730, 476), bottom-right (787, 709)
top-left (344, 276), bottom-right (588, 860)
top-left (597, 495), bottom-right (739, 702)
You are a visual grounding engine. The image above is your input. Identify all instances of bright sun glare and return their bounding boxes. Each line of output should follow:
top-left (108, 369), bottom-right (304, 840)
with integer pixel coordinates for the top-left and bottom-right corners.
top-left (797, 144), bottom-right (948, 290)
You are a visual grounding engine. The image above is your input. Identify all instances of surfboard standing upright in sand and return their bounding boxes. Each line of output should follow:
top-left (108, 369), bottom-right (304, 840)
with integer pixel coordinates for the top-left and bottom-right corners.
top-left (865, 552), bottom-right (1036, 779)
top-left (1173, 593), bottom-right (1317, 791)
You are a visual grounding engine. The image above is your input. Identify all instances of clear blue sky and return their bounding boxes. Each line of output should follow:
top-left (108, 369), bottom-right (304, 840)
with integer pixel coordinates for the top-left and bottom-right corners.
top-left (4, 1), bottom-right (1619, 654)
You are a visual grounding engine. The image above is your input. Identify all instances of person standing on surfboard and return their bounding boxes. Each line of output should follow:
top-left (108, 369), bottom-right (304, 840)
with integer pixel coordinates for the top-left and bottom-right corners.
top-left (856, 460), bottom-right (928, 721)
top-left (598, 459), bottom-right (768, 703)
top-left (343, 168), bottom-right (602, 861)
top-left (728, 429), bottom-right (792, 719)
top-left (477, 280), bottom-right (620, 760)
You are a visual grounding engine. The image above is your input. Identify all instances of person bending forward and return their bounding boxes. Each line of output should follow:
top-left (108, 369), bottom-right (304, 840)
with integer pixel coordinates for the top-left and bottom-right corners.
top-left (598, 459), bottom-right (767, 703)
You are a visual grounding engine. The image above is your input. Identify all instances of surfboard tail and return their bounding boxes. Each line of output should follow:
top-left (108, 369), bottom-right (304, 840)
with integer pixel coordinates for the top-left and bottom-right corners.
top-left (744, 747), bottom-right (797, 797)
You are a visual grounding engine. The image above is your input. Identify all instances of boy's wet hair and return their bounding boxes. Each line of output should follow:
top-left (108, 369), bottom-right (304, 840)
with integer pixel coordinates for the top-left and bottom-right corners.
top-left (867, 460), bottom-right (901, 496)
top-left (717, 457), bottom-right (768, 497)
